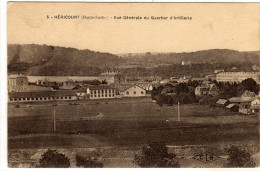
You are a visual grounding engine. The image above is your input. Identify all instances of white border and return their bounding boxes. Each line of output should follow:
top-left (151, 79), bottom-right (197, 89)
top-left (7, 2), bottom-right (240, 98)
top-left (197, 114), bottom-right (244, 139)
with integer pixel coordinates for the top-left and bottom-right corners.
top-left (1, 0), bottom-right (260, 170)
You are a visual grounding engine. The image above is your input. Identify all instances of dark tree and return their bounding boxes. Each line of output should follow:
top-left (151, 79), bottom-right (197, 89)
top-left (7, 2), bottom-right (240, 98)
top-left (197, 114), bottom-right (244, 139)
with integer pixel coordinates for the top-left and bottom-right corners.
top-left (76, 154), bottom-right (103, 168)
top-left (38, 149), bottom-right (70, 168)
top-left (224, 145), bottom-right (256, 167)
top-left (241, 78), bottom-right (259, 94)
top-left (133, 142), bottom-right (180, 168)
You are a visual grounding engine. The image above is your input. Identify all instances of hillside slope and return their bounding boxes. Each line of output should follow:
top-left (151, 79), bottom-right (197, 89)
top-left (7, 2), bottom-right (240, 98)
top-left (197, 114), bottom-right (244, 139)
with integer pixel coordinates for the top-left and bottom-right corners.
top-left (8, 44), bottom-right (121, 76)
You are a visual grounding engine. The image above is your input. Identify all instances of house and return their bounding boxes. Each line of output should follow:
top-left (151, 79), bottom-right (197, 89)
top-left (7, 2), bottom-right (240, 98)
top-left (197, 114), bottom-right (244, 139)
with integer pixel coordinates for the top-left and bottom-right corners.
top-left (226, 104), bottom-right (239, 112)
top-left (251, 98), bottom-right (260, 106)
top-left (195, 86), bottom-right (209, 96)
top-left (181, 61), bottom-right (191, 65)
top-left (88, 85), bottom-right (116, 99)
top-left (214, 69), bottom-right (224, 74)
top-left (8, 91), bottom-right (78, 103)
top-left (99, 71), bottom-right (125, 84)
top-left (250, 99), bottom-right (260, 114)
top-left (115, 84), bottom-right (146, 97)
top-left (216, 72), bottom-right (260, 83)
top-left (216, 99), bottom-right (229, 107)
top-left (160, 79), bottom-right (171, 84)
top-left (195, 82), bottom-right (219, 96)
top-left (241, 90), bottom-right (256, 98)
top-left (8, 75), bottom-right (29, 92)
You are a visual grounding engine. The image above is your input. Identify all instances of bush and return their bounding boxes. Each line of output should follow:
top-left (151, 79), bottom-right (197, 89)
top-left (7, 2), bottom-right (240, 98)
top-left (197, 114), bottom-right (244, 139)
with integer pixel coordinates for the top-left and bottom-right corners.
top-left (38, 149), bottom-right (70, 168)
top-left (76, 154), bottom-right (103, 168)
top-left (133, 142), bottom-right (180, 168)
top-left (224, 145), bottom-right (256, 167)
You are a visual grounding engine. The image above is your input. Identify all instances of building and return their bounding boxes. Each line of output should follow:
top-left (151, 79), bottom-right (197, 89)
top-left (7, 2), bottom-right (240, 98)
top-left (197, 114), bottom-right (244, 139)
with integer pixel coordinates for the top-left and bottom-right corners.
top-left (214, 69), bottom-right (224, 74)
top-left (89, 85), bottom-right (116, 99)
top-left (8, 75), bottom-right (29, 92)
top-left (8, 91), bottom-right (77, 103)
top-left (181, 61), bottom-right (191, 66)
top-left (216, 99), bottom-right (229, 107)
top-left (115, 84), bottom-right (146, 97)
top-left (8, 75), bottom-right (28, 86)
top-left (226, 104), bottom-right (239, 112)
top-left (216, 72), bottom-right (260, 83)
top-left (250, 99), bottom-right (260, 114)
top-left (8, 75), bottom-right (53, 92)
top-left (99, 71), bottom-right (125, 84)
top-left (195, 82), bottom-right (219, 96)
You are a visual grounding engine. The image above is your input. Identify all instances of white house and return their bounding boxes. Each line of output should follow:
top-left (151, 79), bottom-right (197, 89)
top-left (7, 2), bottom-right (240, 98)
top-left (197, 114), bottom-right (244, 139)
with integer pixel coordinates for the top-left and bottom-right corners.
top-left (115, 84), bottom-right (146, 97)
top-left (251, 99), bottom-right (260, 106)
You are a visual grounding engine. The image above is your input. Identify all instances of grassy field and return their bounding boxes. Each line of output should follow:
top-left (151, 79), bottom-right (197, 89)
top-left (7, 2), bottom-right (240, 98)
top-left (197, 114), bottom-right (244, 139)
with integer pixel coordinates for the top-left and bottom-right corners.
top-left (8, 98), bottom-right (260, 167)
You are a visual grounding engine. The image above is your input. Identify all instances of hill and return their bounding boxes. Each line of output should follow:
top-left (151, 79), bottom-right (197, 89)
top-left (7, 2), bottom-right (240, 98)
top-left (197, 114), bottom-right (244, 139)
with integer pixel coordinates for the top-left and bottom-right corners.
top-left (8, 44), bottom-right (259, 76)
top-left (122, 49), bottom-right (260, 66)
top-left (8, 44), bottom-right (122, 76)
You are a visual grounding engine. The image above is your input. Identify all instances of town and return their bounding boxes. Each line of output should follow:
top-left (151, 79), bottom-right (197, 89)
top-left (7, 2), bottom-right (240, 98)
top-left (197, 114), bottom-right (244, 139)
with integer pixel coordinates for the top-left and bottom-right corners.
top-left (8, 69), bottom-right (260, 115)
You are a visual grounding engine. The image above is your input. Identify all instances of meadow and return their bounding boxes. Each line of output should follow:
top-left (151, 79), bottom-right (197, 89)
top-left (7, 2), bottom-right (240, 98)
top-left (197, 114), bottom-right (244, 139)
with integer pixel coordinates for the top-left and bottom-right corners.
top-left (8, 98), bottom-right (259, 167)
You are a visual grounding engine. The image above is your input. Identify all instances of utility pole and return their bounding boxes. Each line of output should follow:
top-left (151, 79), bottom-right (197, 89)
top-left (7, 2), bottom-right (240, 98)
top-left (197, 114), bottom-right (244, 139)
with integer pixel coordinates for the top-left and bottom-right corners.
top-left (53, 109), bottom-right (56, 132)
top-left (178, 101), bottom-right (180, 122)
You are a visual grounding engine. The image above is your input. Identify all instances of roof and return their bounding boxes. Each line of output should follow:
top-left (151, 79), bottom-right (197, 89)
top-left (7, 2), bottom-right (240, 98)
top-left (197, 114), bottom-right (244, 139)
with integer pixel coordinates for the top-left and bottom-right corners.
top-left (9, 91), bottom-right (77, 98)
top-left (250, 106), bottom-right (260, 110)
top-left (59, 84), bottom-right (76, 90)
top-left (241, 90), bottom-right (256, 98)
top-left (8, 75), bottom-right (27, 79)
top-left (113, 84), bottom-right (145, 92)
top-left (216, 99), bottom-right (228, 105)
top-left (229, 97), bottom-right (257, 103)
top-left (226, 104), bottom-right (237, 109)
top-left (88, 85), bottom-right (116, 90)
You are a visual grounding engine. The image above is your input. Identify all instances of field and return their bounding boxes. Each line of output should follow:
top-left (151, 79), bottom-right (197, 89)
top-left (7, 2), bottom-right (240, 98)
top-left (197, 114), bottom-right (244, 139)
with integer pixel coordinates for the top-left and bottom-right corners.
top-left (8, 98), bottom-right (260, 167)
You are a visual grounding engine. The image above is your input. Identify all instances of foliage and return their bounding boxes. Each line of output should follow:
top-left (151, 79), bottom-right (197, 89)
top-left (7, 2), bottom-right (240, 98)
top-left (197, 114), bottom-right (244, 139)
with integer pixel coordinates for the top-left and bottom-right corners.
top-left (152, 83), bottom-right (198, 106)
top-left (224, 145), bottom-right (256, 167)
top-left (76, 154), bottom-right (103, 168)
top-left (133, 142), bottom-right (180, 168)
top-left (38, 149), bottom-right (70, 168)
top-left (241, 78), bottom-right (259, 94)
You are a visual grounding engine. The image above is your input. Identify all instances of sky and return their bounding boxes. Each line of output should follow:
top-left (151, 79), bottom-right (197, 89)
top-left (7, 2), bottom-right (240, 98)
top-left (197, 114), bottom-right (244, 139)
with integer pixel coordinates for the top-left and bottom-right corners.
top-left (7, 2), bottom-right (260, 54)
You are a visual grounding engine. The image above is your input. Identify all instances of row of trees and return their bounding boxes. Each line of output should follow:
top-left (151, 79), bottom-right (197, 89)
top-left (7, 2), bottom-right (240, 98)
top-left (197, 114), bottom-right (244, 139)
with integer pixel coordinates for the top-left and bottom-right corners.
top-left (151, 82), bottom-right (199, 106)
top-left (38, 143), bottom-right (256, 168)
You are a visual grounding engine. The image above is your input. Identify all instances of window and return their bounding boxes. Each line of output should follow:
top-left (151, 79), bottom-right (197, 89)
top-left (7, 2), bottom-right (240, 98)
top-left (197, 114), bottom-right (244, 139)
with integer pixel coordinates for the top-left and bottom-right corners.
top-left (40, 97), bottom-right (42, 100)
top-left (31, 98), bottom-right (34, 100)
top-left (19, 98), bottom-right (21, 101)
top-left (133, 91), bottom-right (136, 94)
top-left (44, 97), bottom-right (47, 100)
top-left (10, 98), bottom-right (13, 101)
top-left (126, 91), bottom-right (129, 95)
top-left (14, 98), bottom-right (17, 101)
top-left (36, 98), bottom-right (38, 100)
top-left (61, 97), bottom-right (63, 99)
top-left (65, 97), bottom-right (67, 99)
top-left (23, 98), bottom-right (26, 100)
top-left (69, 97), bottom-right (72, 99)
top-left (48, 97), bottom-right (51, 100)
top-left (141, 91), bottom-right (144, 94)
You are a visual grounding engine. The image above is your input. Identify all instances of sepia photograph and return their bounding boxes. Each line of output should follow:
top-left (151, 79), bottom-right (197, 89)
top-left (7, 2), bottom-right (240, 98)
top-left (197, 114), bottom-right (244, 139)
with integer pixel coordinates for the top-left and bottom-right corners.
top-left (7, 2), bottom-right (260, 168)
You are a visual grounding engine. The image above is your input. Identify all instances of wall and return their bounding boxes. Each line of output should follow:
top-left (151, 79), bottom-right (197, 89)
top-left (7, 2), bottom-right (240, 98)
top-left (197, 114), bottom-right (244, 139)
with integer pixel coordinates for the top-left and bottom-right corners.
top-left (123, 85), bottom-right (146, 97)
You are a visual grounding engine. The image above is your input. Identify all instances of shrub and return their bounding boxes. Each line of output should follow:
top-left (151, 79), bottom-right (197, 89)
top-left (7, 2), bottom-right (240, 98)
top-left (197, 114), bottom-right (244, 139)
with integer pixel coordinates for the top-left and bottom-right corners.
top-left (133, 142), bottom-right (180, 168)
top-left (38, 149), bottom-right (70, 168)
top-left (76, 154), bottom-right (103, 168)
top-left (224, 145), bottom-right (256, 167)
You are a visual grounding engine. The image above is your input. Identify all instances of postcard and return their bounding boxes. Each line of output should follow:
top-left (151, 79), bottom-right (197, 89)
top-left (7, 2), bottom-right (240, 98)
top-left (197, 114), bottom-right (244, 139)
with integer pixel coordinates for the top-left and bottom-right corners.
top-left (7, 2), bottom-right (260, 168)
